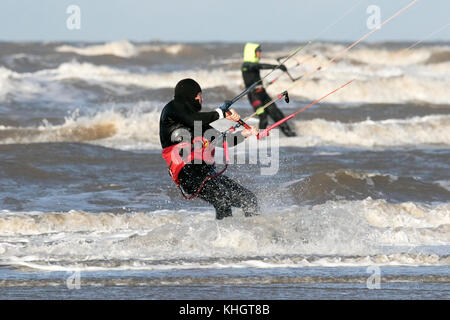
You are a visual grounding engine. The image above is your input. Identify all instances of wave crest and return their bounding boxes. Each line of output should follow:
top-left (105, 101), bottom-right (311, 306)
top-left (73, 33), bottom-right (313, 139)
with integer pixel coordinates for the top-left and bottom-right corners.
top-left (289, 115), bottom-right (450, 147)
top-left (55, 40), bottom-right (195, 58)
top-left (0, 199), bottom-right (448, 270)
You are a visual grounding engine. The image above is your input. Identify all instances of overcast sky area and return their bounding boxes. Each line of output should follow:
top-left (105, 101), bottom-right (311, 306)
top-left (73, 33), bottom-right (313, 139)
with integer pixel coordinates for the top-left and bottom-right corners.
top-left (1, 0), bottom-right (449, 43)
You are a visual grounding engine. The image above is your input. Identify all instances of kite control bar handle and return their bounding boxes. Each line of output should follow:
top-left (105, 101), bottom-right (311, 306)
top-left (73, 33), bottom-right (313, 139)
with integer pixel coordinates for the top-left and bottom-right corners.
top-left (275, 56), bottom-right (309, 82)
top-left (219, 100), bottom-right (252, 130)
top-left (277, 91), bottom-right (290, 103)
top-left (225, 111), bottom-right (252, 130)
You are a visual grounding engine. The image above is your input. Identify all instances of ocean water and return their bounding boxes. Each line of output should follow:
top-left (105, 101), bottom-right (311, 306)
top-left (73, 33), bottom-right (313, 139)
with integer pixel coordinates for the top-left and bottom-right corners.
top-left (0, 40), bottom-right (449, 300)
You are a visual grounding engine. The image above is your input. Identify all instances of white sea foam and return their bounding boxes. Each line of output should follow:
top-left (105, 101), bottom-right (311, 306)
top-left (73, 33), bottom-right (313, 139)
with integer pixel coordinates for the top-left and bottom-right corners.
top-left (286, 114), bottom-right (450, 147)
top-left (55, 40), bottom-right (192, 58)
top-left (0, 199), bottom-right (448, 271)
top-left (1, 108), bottom-right (448, 149)
top-left (2, 44), bottom-right (450, 104)
top-left (56, 40), bottom-right (139, 58)
top-left (0, 62), bottom-right (241, 103)
top-left (0, 106), bottom-right (162, 149)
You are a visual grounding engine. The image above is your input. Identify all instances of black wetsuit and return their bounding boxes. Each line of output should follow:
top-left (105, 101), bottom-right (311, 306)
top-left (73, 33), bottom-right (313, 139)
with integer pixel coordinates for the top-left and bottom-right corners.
top-left (160, 79), bottom-right (259, 219)
top-left (242, 62), bottom-right (296, 136)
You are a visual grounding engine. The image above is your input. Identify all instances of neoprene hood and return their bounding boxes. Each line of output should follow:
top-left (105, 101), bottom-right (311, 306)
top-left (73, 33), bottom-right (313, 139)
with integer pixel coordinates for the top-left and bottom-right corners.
top-left (243, 43), bottom-right (261, 63)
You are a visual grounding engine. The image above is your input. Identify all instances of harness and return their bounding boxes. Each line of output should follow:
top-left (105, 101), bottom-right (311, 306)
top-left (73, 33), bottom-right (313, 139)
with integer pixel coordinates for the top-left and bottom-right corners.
top-left (162, 137), bottom-right (229, 199)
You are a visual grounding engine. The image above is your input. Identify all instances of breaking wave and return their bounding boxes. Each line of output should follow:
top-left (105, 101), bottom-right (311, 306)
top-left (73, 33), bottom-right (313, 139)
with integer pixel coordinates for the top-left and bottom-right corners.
top-left (288, 115), bottom-right (450, 147)
top-left (1, 108), bottom-right (448, 150)
top-left (346, 46), bottom-right (450, 66)
top-left (0, 108), bottom-right (161, 150)
top-left (55, 40), bottom-right (191, 58)
top-left (0, 62), bottom-right (240, 103)
top-left (1, 49), bottom-right (450, 104)
top-left (0, 198), bottom-right (448, 271)
top-left (284, 74), bottom-right (450, 104)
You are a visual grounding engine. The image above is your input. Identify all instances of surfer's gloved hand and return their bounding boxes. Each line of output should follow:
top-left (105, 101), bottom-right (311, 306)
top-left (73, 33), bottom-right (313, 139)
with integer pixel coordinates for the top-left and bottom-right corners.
top-left (225, 108), bottom-right (240, 122)
top-left (241, 125), bottom-right (259, 138)
top-left (216, 100), bottom-right (232, 118)
top-left (278, 64), bottom-right (287, 72)
top-left (219, 100), bottom-right (232, 112)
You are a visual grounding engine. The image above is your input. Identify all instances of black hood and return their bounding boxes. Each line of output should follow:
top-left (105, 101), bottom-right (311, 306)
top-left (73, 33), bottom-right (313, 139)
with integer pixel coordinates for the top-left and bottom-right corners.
top-left (174, 78), bottom-right (202, 111)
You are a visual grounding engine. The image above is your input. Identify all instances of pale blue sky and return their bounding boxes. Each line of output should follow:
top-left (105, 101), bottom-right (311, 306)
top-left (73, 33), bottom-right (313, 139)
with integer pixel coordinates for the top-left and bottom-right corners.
top-left (1, 0), bottom-right (449, 42)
